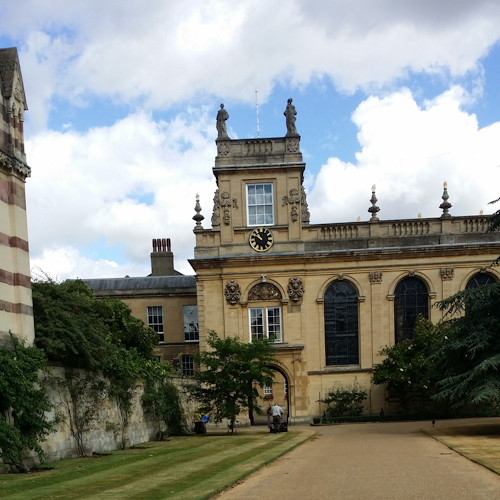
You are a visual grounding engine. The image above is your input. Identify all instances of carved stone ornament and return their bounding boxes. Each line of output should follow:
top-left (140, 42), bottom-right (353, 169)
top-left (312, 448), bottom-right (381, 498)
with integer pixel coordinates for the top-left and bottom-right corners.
top-left (440, 268), bottom-right (454, 281)
top-left (286, 138), bottom-right (300, 153)
top-left (288, 278), bottom-right (304, 302)
top-left (211, 188), bottom-right (221, 227)
top-left (369, 271), bottom-right (383, 283)
top-left (225, 280), bottom-right (241, 305)
top-left (220, 191), bottom-right (238, 226)
top-left (248, 282), bottom-right (282, 301)
top-left (301, 187), bottom-right (310, 224)
top-left (0, 151), bottom-right (31, 179)
top-left (13, 83), bottom-right (23, 103)
top-left (217, 142), bottom-right (229, 156)
top-left (283, 188), bottom-right (302, 223)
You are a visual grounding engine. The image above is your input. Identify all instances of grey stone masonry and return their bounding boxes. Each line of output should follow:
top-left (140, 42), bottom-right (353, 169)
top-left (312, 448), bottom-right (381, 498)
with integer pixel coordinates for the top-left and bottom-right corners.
top-left (215, 136), bottom-right (302, 167)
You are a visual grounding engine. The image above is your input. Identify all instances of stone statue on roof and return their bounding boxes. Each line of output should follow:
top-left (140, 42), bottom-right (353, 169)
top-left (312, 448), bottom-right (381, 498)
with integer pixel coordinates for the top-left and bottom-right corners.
top-left (216, 103), bottom-right (230, 140)
top-left (284, 98), bottom-right (298, 137)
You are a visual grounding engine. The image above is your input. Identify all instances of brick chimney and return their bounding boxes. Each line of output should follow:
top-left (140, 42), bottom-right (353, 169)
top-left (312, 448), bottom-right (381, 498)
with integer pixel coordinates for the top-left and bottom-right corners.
top-left (150, 238), bottom-right (175, 276)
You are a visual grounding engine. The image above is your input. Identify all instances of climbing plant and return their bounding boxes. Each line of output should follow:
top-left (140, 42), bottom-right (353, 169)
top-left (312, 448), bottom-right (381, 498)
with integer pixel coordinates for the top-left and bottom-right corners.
top-left (0, 334), bottom-right (54, 472)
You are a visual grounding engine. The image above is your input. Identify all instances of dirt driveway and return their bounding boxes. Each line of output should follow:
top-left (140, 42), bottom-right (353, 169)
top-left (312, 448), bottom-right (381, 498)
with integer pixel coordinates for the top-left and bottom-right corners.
top-left (215, 418), bottom-right (500, 500)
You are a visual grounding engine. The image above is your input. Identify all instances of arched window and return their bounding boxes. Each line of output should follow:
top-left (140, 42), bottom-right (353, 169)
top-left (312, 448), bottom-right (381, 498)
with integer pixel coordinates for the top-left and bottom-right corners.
top-left (394, 277), bottom-right (428, 343)
top-left (324, 281), bottom-right (359, 366)
top-left (466, 273), bottom-right (497, 289)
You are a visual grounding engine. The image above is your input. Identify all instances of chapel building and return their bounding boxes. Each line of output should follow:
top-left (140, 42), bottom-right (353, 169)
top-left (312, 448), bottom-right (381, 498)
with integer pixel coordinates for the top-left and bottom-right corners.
top-left (188, 107), bottom-right (500, 423)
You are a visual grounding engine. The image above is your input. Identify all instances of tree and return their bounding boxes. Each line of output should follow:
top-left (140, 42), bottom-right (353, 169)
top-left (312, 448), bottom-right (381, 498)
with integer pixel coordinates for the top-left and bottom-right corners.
top-left (190, 331), bottom-right (279, 433)
top-left (430, 205), bottom-right (500, 410)
top-left (372, 318), bottom-right (446, 412)
top-left (433, 282), bottom-right (500, 409)
top-left (142, 362), bottom-right (185, 438)
top-left (32, 278), bottom-right (114, 369)
top-left (0, 334), bottom-right (54, 472)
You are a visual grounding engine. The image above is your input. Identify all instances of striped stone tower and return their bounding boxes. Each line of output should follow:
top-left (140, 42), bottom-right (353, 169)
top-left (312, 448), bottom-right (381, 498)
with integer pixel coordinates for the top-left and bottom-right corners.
top-left (0, 47), bottom-right (34, 345)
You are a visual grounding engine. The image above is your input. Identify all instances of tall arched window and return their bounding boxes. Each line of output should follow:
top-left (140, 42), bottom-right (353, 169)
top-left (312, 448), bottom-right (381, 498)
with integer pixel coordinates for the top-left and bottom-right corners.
top-left (466, 273), bottom-right (497, 289)
top-left (324, 281), bottom-right (359, 366)
top-left (394, 277), bottom-right (429, 343)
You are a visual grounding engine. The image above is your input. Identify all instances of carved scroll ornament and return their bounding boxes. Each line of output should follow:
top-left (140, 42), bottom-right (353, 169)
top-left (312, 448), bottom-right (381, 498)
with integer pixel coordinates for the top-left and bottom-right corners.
top-left (248, 282), bottom-right (282, 301)
top-left (369, 271), bottom-right (383, 283)
top-left (225, 280), bottom-right (241, 305)
top-left (440, 268), bottom-right (454, 281)
top-left (288, 277), bottom-right (304, 302)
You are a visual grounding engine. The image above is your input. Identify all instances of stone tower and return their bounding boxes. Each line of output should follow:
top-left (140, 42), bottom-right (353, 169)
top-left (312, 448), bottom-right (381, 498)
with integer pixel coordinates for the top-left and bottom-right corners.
top-left (0, 47), bottom-right (34, 345)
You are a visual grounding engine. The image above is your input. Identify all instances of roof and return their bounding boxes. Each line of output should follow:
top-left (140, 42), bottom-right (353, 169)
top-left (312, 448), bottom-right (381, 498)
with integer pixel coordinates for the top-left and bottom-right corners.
top-left (0, 47), bottom-right (27, 108)
top-left (81, 275), bottom-right (196, 292)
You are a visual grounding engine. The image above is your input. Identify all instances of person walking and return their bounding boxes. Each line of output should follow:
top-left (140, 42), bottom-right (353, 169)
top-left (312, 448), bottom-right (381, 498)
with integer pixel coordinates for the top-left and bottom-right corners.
top-left (271, 402), bottom-right (283, 433)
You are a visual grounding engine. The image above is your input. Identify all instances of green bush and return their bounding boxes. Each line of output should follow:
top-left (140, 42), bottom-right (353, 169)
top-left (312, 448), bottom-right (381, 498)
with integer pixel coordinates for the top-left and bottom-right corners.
top-left (321, 380), bottom-right (367, 420)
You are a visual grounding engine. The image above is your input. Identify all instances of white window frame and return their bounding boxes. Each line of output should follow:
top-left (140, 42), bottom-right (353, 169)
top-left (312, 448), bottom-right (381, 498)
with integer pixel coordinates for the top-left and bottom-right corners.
top-left (147, 306), bottom-right (164, 343)
top-left (246, 183), bottom-right (274, 226)
top-left (249, 307), bottom-right (282, 343)
top-left (181, 355), bottom-right (195, 377)
top-left (183, 305), bottom-right (199, 342)
top-left (264, 382), bottom-right (273, 395)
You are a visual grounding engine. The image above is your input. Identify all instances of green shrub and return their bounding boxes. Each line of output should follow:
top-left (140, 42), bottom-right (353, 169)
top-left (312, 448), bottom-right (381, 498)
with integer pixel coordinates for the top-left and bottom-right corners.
top-left (321, 380), bottom-right (367, 419)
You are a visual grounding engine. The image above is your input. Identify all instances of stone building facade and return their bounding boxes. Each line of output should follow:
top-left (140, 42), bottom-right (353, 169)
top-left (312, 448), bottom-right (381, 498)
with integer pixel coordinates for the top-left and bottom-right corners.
top-left (83, 239), bottom-right (199, 373)
top-left (189, 133), bottom-right (500, 423)
top-left (0, 48), bottom-right (34, 345)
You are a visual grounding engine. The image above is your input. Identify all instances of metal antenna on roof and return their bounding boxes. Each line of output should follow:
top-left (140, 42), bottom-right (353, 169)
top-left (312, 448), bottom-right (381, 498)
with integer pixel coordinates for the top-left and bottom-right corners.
top-left (255, 91), bottom-right (260, 138)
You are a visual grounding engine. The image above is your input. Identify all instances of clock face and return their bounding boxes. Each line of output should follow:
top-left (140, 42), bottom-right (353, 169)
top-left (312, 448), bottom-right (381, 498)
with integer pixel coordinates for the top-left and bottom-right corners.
top-left (249, 227), bottom-right (274, 252)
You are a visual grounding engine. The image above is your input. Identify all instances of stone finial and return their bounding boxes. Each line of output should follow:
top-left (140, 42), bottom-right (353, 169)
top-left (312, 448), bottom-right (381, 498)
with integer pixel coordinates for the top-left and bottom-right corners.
top-left (284, 98), bottom-right (299, 137)
top-left (216, 103), bottom-right (230, 140)
top-left (439, 181), bottom-right (452, 218)
top-left (368, 185), bottom-right (380, 222)
top-left (193, 194), bottom-right (204, 231)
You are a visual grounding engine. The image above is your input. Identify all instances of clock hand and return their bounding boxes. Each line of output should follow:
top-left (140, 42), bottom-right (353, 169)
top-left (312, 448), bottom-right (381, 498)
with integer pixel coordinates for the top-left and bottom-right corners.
top-left (255, 233), bottom-right (263, 241)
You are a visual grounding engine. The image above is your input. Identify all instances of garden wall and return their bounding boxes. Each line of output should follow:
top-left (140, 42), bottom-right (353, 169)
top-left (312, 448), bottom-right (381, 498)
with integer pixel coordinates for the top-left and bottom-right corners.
top-left (22, 368), bottom-right (189, 468)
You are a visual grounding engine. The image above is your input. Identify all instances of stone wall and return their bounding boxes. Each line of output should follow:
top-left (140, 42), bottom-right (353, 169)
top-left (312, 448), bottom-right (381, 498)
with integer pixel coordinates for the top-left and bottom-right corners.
top-left (22, 367), bottom-right (186, 468)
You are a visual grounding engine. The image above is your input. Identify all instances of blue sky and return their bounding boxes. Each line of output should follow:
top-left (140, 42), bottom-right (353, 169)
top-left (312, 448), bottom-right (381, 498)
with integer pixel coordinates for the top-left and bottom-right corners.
top-left (1, 1), bottom-right (500, 278)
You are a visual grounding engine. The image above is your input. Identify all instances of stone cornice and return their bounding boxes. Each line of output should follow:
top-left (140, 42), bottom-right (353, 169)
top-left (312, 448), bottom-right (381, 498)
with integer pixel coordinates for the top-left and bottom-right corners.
top-left (0, 151), bottom-right (30, 180)
top-left (190, 241), bottom-right (500, 271)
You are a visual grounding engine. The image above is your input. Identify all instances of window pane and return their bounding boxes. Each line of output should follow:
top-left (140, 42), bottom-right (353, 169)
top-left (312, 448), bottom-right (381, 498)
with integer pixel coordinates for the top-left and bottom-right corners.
top-left (247, 183), bottom-right (274, 226)
top-left (183, 306), bottom-right (199, 341)
top-left (324, 282), bottom-right (359, 365)
top-left (250, 308), bottom-right (264, 341)
top-left (147, 306), bottom-right (164, 343)
top-left (181, 355), bottom-right (195, 377)
top-left (394, 277), bottom-right (428, 343)
top-left (267, 307), bottom-right (281, 342)
top-left (466, 273), bottom-right (497, 289)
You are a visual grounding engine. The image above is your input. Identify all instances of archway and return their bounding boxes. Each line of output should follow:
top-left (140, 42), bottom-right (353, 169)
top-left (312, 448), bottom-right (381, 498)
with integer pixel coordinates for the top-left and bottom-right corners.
top-left (252, 365), bottom-right (290, 427)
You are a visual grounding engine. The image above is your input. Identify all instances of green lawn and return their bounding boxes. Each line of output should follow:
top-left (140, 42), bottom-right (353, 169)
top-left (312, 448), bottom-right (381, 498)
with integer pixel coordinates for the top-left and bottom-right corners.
top-left (0, 429), bottom-right (314, 500)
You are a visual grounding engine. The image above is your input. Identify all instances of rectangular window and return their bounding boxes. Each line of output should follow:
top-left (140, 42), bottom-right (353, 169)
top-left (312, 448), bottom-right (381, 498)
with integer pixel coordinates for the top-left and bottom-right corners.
top-left (247, 183), bottom-right (274, 226)
top-left (183, 305), bottom-right (199, 342)
top-left (264, 382), bottom-right (273, 395)
top-left (147, 306), bottom-right (164, 343)
top-left (181, 355), bottom-right (195, 377)
top-left (249, 307), bottom-right (282, 343)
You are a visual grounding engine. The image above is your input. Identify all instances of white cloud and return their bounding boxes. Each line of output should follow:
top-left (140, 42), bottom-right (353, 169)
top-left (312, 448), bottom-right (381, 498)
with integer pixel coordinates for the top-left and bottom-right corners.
top-left (26, 109), bottom-right (217, 279)
top-left (308, 86), bottom-right (500, 222)
top-left (31, 247), bottom-right (147, 282)
top-left (4, 0), bottom-right (500, 129)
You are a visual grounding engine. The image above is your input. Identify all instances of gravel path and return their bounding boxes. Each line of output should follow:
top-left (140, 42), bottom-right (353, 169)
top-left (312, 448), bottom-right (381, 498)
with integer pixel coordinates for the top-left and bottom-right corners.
top-left (215, 418), bottom-right (500, 500)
